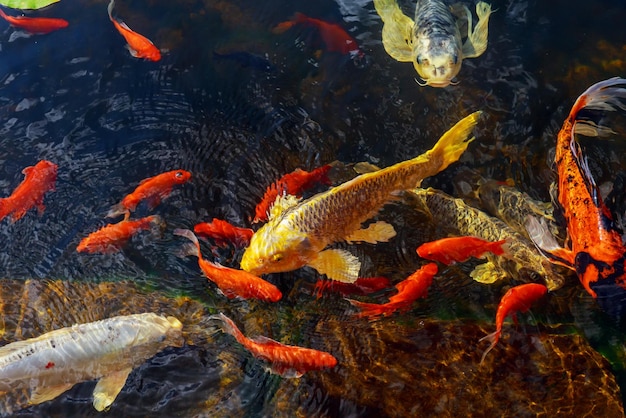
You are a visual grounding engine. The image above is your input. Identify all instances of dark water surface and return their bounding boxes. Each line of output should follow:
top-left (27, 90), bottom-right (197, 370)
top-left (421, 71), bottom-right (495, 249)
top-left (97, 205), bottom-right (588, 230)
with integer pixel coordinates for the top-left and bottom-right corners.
top-left (1, 0), bottom-right (626, 416)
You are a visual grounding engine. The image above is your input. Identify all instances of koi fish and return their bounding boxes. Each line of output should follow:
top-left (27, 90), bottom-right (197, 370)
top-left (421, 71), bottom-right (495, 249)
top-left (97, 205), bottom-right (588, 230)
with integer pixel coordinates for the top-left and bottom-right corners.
top-left (107, 0), bottom-right (161, 61)
top-left (210, 312), bottom-right (337, 377)
top-left (416, 236), bottom-right (508, 265)
top-left (253, 164), bottom-right (333, 223)
top-left (106, 169), bottom-right (191, 218)
top-left (272, 12), bottom-right (364, 58)
top-left (525, 78), bottom-right (626, 298)
top-left (373, 0), bottom-right (491, 87)
top-left (0, 8), bottom-right (68, 34)
top-left (76, 215), bottom-right (163, 254)
top-left (174, 229), bottom-right (282, 302)
top-left (479, 283), bottom-right (547, 363)
top-left (409, 187), bottom-right (565, 290)
top-left (0, 313), bottom-right (183, 412)
top-left (240, 112), bottom-right (480, 283)
top-left (0, 160), bottom-right (57, 223)
top-left (347, 262), bottom-right (438, 318)
top-left (194, 218), bottom-right (254, 248)
top-left (313, 276), bottom-right (391, 299)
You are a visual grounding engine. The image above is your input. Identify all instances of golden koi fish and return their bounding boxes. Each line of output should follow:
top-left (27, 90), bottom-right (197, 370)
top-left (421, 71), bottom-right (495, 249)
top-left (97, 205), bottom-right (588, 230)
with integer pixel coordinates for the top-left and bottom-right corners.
top-left (240, 112), bottom-right (481, 283)
top-left (0, 313), bottom-right (183, 413)
top-left (373, 0), bottom-right (491, 87)
top-left (408, 187), bottom-right (566, 290)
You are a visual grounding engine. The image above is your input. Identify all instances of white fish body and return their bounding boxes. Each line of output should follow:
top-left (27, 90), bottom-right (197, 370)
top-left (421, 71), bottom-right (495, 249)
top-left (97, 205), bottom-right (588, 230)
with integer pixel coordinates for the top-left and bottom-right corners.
top-left (0, 312), bottom-right (183, 413)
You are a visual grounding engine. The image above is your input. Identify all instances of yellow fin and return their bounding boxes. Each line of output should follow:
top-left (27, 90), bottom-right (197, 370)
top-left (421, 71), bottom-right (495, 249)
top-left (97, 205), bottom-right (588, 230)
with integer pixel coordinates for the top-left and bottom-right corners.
top-left (469, 261), bottom-right (507, 284)
top-left (345, 221), bottom-right (396, 244)
top-left (308, 249), bottom-right (361, 283)
top-left (30, 383), bottom-right (75, 405)
top-left (428, 111), bottom-right (481, 172)
top-left (353, 161), bottom-right (381, 174)
top-left (462, 2), bottom-right (492, 58)
top-left (92, 367), bottom-right (132, 411)
top-left (373, 0), bottom-right (414, 62)
top-left (268, 194), bottom-right (301, 221)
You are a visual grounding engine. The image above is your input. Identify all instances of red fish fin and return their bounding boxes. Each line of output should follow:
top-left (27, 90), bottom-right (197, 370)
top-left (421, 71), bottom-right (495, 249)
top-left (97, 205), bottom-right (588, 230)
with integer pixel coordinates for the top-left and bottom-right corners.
top-left (250, 335), bottom-right (283, 347)
top-left (478, 330), bottom-right (501, 364)
top-left (10, 207), bottom-right (28, 222)
top-left (271, 20), bottom-right (296, 34)
top-left (21, 165), bottom-right (34, 176)
top-left (314, 164), bottom-right (333, 186)
top-left (147, 194), bottom-right (163, 210)
top-left (346, 298), bottom-right (393, 319)
top-left (106, 203), bottom-right (129, 219)
top-left (36, 200), bottom-right (46, 216)
top-left (210, 312), bottom-right (246, 343)
top-left (487, 238), bottom-right (510, 257)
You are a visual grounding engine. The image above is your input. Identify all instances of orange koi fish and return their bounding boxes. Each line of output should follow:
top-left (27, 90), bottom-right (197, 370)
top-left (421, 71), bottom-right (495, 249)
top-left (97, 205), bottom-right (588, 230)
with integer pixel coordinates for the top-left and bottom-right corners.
top-left (210, 312), bottom-right (337, 377)
top-left (77, 215), bottom-right (163, 254)
top-left (347, 263), bottom-right (438, 318)
top-left (479, 283), bottom-right (547, 363)
top-left (253, 164), bottom-right (332, 223)
top-left (0, 8), bottom-right (68, 34)
top-left (194, 218), bottom-right (253, 248)
top-left (107, 0), bottom-right (161, 61)
top-left (107, 169), bottom-right (191, 218)
top-left (313, 276), bottom-right (391, 299)
top-left (525, 77), bottom-right (626, 298)
top-left (0, 160), bottom-right (57, 223)
top-left (272, 12), bottom-right (364, 58)
top-left (416, 236), bottom-right (509, 265)
top-left (174, 229), bottom-right (282, 302)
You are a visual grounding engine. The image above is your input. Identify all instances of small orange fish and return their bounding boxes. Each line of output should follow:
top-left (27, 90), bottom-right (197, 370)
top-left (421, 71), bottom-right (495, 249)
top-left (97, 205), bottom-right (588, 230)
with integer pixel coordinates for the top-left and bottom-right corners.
top-left (313, 276), bottom-right (391, 299)
top-left (107, 0), bottom-right (161, 61)
top-left (77, 215), bottom-right (163, 254)
top-left (416, 236), bottom-right (509, 265)
top-left (272, 12), bottom-right (363, 58)
top-left (211, 312), bottom-right (337, 377)
top-left (107, 169), bottom-right (191, 218)
top-left (347, 263), bottom-right (438, 318)
top-left (253, 164), bottom-right (332, 223)
top-left (479, 283), bottom-right (547, 363)
top-left (194, 218), bottom-right (254, 248)
top-left (174, 229), bottom-right (282, 302)
top-left (0, 8), bottom-right (68, 34)
top-left (0, 160), bottom-right (57, 223)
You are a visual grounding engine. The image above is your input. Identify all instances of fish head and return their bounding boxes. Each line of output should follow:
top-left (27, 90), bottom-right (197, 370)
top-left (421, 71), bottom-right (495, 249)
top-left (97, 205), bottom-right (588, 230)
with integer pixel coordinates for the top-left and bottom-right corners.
top-left (172, 170), bottom-right (192, 184)
top-left (240, 221), bottom-right (314, 276)
top-left (413, 37), bottom-right (462, 88)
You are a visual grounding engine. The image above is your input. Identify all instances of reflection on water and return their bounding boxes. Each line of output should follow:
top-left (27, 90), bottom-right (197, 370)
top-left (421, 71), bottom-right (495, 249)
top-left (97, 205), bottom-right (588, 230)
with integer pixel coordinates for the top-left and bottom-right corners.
top-left (1, 0), bottom-right (626, 415)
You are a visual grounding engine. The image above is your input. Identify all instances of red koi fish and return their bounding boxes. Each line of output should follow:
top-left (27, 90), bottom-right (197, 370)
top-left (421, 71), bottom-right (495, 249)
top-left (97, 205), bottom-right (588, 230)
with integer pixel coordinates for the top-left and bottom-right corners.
top-left (194, 218), bottom-right (254, 248)
top-left (107, 169), bottom-right (191, 218)
top-left (107, 0), bottom-right (161, 61)
top-left (416, 236), bottom-right (509, 265)
top-left (253, 164), bottom-right (332, 223)
top-left (77, 215), bottom-right (163, 254)
top-left (174, 229), bottom-right (282, 302)
top-left (0, 160), bottom-right (57, 223)
top-left (525, 78), bottom-right (626, 298)
top-left (272, 12), bottom-right (363, 58)
top-left (347, 263), bottom-right (438, 318)
top-left (479, 283), bottom-right (547, 363)
top-left (0, 8), bottom-right (68, 34)
top-left (211, 312), bottom-right (337, 377)
top-left (313, 276), bottom-right (391, 299)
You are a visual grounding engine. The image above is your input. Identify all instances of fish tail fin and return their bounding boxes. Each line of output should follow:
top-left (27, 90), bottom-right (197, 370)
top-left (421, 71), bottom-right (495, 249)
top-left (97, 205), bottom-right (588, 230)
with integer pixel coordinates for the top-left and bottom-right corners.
top-left (106, 203), bottom-right (128, 219)
top-left (489, 238), bottom-right (510, 257)
top-left (428, 111), bottom-right (481, 175)
top-left (173, 228), bottom-right (201, 258)
top-left (478, 330), bottom-right (501, 364)
top-left (570, 77), bottom-right (626, 138)
top-left (107, 0), bottom-right (115, 20)
top-left (346, 298), bottom-right (390, 318)
top-left (209, 312), bottom-right (244, 341)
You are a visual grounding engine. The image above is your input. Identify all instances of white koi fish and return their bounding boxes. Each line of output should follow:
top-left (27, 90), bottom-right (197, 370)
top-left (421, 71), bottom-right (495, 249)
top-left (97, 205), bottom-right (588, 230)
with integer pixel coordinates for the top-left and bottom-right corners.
top-left (0, 313), bottom-right (183, 413)
top-left (373, 0), bottom-right (492, 87)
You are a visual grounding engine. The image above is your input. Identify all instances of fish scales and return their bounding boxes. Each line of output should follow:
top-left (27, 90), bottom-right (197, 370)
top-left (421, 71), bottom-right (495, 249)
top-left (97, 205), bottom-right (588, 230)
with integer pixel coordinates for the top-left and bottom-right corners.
top-left (414, 0), bottom-right (458, 40)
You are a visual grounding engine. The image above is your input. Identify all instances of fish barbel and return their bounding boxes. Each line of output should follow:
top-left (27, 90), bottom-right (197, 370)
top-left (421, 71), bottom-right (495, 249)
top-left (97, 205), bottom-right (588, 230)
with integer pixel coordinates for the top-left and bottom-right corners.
top-left (240, 112), bottom-right (481, 283)
top-left (0, 313), bottom-right (183, 413)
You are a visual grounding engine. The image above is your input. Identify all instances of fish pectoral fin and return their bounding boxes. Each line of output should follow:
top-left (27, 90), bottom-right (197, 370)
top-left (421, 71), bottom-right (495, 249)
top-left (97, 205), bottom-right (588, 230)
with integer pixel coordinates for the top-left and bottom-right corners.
top-left (30, 383), bottom-right (75, 405)
top-left (308, 249), bottom-right (361, 283)
top-left (344, 221), bottom-right (397, 244)
top-left (525, 215), bottom-right (575, 267)
top-left (92, 367), bottom-right (132, 412)
top-left (461, 1), bottom-right (491, 58)
top-left (126, 45), bottom-right (140, 58)
top-left (470, 261), bottom-right (507, 284)
top-left (373, 0), bottom-right (415, 62)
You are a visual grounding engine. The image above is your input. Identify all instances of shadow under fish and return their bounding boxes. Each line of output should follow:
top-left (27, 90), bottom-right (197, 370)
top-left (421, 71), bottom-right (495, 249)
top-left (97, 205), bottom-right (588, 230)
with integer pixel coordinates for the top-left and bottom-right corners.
top-left (212, 51), bottom-right (277, 73)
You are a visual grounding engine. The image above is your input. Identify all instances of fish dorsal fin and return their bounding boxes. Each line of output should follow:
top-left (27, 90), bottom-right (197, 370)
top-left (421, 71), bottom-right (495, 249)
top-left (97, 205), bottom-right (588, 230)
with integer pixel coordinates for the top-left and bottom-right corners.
top-left (353, 161), bottom-right (381, 174)
top-left (92, 367), bottom-right (133, 412)
top-left (469, 261), bottom-right (507, 284)
top-left (21, 165), bottom-right (34, 176)
top-left (30, 383), bottom-right (75, 405)
top-left (308, 248), bottom-right (360, 283)
top-left (344, 221), bottom-right (397, 244)
top-left (268, 194), bottom-right (301, 221)
top-left (251, 335), bottom-right (283, 347)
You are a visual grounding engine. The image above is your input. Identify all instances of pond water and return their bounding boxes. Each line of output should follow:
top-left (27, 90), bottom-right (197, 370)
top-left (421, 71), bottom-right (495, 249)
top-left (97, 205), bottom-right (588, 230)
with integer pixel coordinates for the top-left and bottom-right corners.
top-left (1, 0), bottom-right (626, 416)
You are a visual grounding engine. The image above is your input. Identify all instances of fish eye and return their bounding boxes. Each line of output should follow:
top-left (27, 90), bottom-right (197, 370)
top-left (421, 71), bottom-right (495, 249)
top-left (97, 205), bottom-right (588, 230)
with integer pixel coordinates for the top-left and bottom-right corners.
top-left (175, 171), bottom-right (184, 179)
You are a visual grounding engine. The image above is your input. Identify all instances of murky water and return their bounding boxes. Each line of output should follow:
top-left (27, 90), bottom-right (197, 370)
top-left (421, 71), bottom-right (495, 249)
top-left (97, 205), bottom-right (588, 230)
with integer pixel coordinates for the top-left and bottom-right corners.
top-left (1, 0), bottom-right (626, 416)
